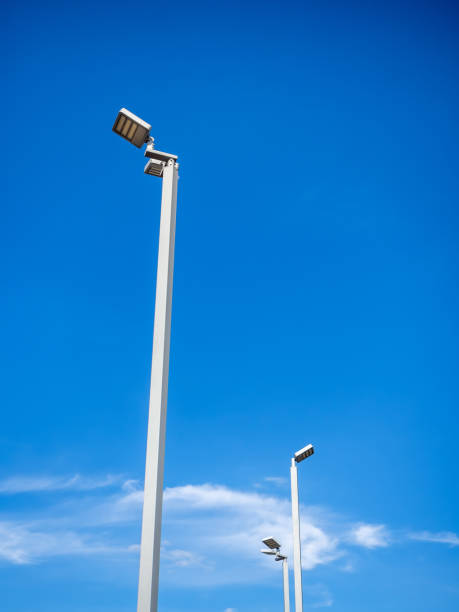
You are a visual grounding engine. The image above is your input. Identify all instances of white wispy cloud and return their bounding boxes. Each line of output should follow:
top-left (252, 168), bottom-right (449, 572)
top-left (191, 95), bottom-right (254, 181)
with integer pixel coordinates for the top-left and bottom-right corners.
top-left (161, 546), bottom-right (208, 568)
top-left (161, 483), bottom-right (342, 584)
top-left (0, 520), bottom-right (136, 565)
top-left (348, 524), bottom-right (390, 549)
top-left (1, 471), bottom-right (455, 599)
top-left (312, 596), bottom-right (333, 609)
top-left (264, 476), bottom-right (287, 486)
top-left (0, 478), bottom-right (342, 588)
top-left (409, 531), bottom-right (459, 547)
top-left (0, 474), bottom-right (121, 494)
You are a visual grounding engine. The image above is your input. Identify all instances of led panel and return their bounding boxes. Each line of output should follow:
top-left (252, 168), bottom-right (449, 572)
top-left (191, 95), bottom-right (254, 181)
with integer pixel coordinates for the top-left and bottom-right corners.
top-left (112, 108), bottom-right (151, 148)
top-left (294, 444), bottom-right (314, 463)
top-left (262, 537), bottom-right (281, 550)
top-left (144, 158), bottom-right (165, 177)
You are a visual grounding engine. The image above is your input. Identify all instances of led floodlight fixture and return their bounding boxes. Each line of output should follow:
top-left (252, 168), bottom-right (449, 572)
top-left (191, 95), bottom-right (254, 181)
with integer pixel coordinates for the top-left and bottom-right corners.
top-left (144, 159), bottom-right (165, 178)
top-left (294, 444), bottom-right (314, 463)
top-left (262, 537), bottom-right (281, 550)
top-left (112, 108), bottom-right (151, 148)
top-left (144, 147), bottom-right (179, 178)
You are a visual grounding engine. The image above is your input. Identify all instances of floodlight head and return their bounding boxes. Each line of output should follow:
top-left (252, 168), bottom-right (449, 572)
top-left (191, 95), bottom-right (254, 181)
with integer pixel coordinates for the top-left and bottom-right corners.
top-left (112, 108), bottom-right (151, 148)
top-left (275, 553), bottom-right (287, 561)
top-left (144, 145), bottom-right (179, 178)
top-left (294, 444), bottom-right (314, 463)
top-left (260, 549), bottom-right (276, 555)
top-left (262, 537), bottom-right (281, 550)
top-left (144, 158), bottom-right (166, 178)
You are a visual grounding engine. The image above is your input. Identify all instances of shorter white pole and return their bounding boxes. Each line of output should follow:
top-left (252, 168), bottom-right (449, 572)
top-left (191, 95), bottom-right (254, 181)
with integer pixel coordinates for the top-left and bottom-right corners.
top-left (283, 557), bottom-right (290, 612)
top-left (291, 458), bottom-right (303, 612)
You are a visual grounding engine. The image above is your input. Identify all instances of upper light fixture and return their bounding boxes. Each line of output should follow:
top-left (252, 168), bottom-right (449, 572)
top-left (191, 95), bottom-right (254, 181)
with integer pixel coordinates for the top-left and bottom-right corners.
top-left (112, 108), bottom-right (151, 148)
top-left (112, 108), bottom-right (178, 179)
top-left (294, 444), bottom-right (314, 464)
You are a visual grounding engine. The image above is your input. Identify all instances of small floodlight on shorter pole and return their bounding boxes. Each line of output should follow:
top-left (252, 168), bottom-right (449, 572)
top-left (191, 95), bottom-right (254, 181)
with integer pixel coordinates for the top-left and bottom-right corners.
top-left (261, 538), bottom-right (290, 612)
top-left (290, 444), bottom-right (314, 612)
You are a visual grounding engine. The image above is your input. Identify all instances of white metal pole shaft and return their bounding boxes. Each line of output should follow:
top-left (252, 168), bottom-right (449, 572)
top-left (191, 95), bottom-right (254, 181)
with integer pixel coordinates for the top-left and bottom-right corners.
top-left (283, 557), bottom-right (290, 612)
top-left (137, 160), bottom-right (178, 612)
top-left (291, 459), bottom-right (303, 612)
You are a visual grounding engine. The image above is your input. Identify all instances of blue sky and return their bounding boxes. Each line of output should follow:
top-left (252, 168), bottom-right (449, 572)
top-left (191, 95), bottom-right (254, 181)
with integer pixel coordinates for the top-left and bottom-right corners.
top-left (2, 0), bottom-right (459, 610)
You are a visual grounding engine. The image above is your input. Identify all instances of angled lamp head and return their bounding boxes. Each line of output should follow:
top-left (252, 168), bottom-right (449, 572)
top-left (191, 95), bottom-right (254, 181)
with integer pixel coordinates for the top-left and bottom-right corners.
top-left (112, 108), bottom-right (151, 148)
top-left (260, 549), bottom-right (276, 555)
top-left (294, 444), bottom-right (314, 463)
top-left (262, 537), bottom-right (281, 550)
top-left (144, 147), bottom-right (179, 178)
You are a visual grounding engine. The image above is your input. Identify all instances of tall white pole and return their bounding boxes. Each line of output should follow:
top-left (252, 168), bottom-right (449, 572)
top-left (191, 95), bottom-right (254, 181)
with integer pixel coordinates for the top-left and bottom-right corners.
top-left (283, 557), bottom-right (290, 612)
top-left (137, 159), bottom-right (179, 612)
top-left (290, 458), bottom-right (303, 612)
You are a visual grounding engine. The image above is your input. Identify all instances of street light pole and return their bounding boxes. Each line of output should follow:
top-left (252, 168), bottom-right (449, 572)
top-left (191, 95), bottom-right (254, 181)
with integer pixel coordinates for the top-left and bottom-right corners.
top-left (282, 556), bottom-right (290, 612)
top-left (290, 444), bottom-right (314, 612)
top-left (112, 108), bottom-right (179, 612)
top-left (137, 159), bottom-right (179, 612)
top-left (290, 458), bottom-right (303, 612)
top-left (260, 538), bottom-right (290, 612)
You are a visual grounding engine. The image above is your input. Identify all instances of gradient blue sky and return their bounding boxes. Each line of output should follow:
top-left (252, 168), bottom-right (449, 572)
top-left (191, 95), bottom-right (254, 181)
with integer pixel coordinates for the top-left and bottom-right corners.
top-left (2, 0), bottom-right (459, 610)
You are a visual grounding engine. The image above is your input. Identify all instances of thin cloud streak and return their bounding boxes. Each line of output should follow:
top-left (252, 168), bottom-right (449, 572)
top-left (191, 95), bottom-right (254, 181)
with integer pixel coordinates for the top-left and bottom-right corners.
top-left (409, 531), bottom-right (459, 547)
top-left (0, 520), bottom-right (137, 565)
top-left (0, 474), bottom-right (121, 494)
top-left (264, 476), bottom-right (288, 486)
